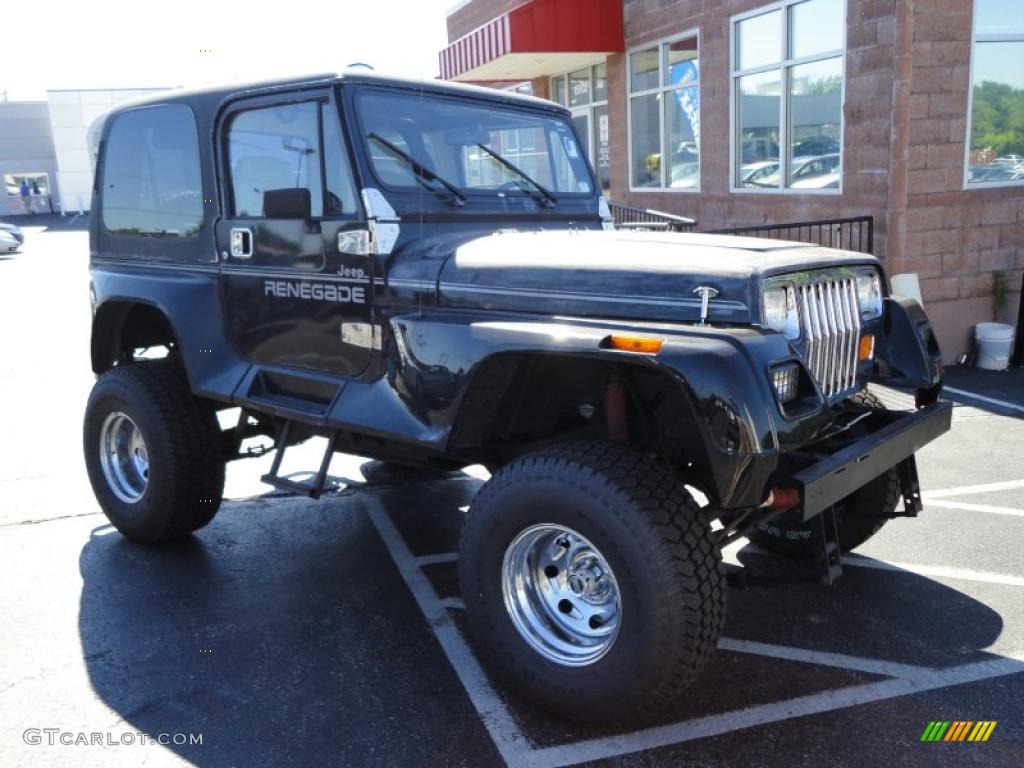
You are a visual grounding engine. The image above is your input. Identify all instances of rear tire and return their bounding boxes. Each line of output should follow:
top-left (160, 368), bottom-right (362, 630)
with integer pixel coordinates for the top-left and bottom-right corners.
top-left (749, 391), bottom-right (899, 558)
top-left (84, 360), bottom-right (225, 544)
top-left (458, 441), bottom-right (724, 726)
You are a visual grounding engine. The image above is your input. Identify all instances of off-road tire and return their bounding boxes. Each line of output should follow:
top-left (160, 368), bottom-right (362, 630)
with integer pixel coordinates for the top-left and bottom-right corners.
top-left (84, 360), bottom-right (225, 544)
top-left (749, 391), bottom-right (899, 558)
top-left (458, 441), bottom-right (725, 726)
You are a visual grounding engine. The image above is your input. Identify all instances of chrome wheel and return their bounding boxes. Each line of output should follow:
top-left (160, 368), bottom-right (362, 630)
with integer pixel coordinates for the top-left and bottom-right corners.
top-left (501, 524), bottom-right (622, 667)
top-left (99, 411), bottom-right (149, 503)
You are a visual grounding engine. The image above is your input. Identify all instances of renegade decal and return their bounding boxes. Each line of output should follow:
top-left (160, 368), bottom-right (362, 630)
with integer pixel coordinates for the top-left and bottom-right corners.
top-left (264, 280), bottom-right (366, 304)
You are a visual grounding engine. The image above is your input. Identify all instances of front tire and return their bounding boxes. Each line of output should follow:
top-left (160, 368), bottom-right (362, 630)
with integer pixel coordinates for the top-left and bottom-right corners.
top-left (458, 442), bottom-right (724, 726)
top-left (84, 360), bottom-right (225, 544)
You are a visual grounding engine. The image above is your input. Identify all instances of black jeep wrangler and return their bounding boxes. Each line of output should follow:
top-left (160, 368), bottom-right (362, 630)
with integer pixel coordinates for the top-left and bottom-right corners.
top-left (84, 72), bottom-right (950, 726)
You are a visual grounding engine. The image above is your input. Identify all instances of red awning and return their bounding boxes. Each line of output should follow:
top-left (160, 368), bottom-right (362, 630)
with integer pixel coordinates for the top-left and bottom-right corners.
top-left (440, 0), bottom-right (624, 82)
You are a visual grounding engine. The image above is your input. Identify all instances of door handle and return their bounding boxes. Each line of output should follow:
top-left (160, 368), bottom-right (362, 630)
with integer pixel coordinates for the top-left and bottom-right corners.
top-left (230, 228), bottom-right (253, 259)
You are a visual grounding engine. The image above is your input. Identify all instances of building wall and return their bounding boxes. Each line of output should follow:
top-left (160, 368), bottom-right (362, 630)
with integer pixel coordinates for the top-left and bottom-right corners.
top-left (613, 0), bottom-right (898, 271)
top-left (895, 0), bottom-right (1023, 358)
top-left (0, 102), bottom-right (59, 217)
top-left (447, 0), bottom-right (523, 40)
top-left (449, 0), bottom-right (1023, 361)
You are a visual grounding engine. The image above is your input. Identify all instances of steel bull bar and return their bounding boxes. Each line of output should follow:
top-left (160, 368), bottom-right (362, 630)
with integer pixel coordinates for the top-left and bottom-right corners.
top-left (796, 400), bottom-right (953, 521)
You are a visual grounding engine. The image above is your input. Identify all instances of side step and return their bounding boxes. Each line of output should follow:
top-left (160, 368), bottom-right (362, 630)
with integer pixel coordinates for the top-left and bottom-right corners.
top-left (817, 505), bottom-right (843, 586)
top-left (260, 421), bottom-right (338, 499)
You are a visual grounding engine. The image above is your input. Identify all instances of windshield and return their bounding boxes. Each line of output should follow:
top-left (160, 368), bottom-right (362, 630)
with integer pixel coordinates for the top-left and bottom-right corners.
top-left (356, 90), bottom-right (594, 197)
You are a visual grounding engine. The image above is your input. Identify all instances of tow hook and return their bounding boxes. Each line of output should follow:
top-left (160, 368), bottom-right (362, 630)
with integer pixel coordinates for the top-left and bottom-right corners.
top-left (761, 487), bottom-right (800, 510)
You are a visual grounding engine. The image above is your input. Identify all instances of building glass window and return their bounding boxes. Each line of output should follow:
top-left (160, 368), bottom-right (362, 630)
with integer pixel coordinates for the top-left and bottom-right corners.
top-left (550, 63), bottom-right (611, 191)
top-left (732, 0), bottom-right (844, 192)
top-left (966, 0), bottom-right (1024, 187)
top-left (627, 33), bottom-right (700, 190)
top-left (101, 105), bottom-right (203, 236)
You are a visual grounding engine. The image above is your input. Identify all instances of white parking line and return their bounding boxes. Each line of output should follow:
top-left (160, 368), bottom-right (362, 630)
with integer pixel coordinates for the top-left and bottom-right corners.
top-left (843, 554), bottom-right (1024, 587)
top-left (923, 478), bottom-right (1024, 499)
top-left (716, 638), bottom-right (931, 679)
top-left (365, 498), bottom-right (533, 767)
top-left (527, 657), bottom-right (1024, 768)
top-left (944, 386), bottom-right (1024, 415)
top-left (426, 601), bottom-right (924, 679)
top-left (925, 499), bottom-right (1024, 518)
top-left (368, 497), bottom-right (1024, 768)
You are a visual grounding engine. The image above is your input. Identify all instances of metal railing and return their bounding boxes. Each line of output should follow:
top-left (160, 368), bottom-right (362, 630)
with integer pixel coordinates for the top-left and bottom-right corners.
top-left (709, 216), bottom-right (875, 255)
top-left (606, 203), bottom-right (875, 256)
top-left (607, 201), bottom-right (696, 232)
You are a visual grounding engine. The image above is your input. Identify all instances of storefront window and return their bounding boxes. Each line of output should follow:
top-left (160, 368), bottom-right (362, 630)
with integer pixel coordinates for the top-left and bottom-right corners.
top-left (550, 63), bottom-right (611, 191)
top-left (732, 0), bottom-right (844, 192)
top-left (4, 172), bottom-right (53, 215)
top-left (965, 0), bottom-right (1024, 187)
top-left (628, 33), bottom-right (700, 190)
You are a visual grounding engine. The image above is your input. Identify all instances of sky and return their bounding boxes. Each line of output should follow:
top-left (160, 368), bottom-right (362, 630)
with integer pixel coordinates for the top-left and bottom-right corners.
top-left (1, 0), bottom-right (456, 101)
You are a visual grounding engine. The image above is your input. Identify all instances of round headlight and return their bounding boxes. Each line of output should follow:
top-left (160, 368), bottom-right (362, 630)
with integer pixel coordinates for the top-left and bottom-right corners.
top-left (856, 271), bottom-right (883, 319)
top-left (763, 286), bottom-right (800, 339)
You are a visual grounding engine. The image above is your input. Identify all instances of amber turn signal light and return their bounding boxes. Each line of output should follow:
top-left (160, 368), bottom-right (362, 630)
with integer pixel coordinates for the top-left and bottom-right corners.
top-left (859, 334), bottom-right (875, 362)
top-left (606, 335), bottom-right (664, 354)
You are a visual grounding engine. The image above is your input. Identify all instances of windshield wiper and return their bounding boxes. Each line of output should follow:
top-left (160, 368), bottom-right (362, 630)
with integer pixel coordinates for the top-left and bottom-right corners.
top-left (367, 132), bottom-right (466, 207)
top-left (475, 143), bottom-right (558, 208)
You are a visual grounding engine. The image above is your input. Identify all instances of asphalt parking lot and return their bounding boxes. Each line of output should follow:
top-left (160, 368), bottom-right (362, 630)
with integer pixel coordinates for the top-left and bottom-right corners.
top-left (2, 220), bottom-right (1023, 767)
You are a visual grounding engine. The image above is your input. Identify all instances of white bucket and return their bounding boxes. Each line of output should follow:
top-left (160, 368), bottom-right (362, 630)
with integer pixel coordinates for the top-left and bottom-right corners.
top-left (975, 322), bottom-right (1015, 371)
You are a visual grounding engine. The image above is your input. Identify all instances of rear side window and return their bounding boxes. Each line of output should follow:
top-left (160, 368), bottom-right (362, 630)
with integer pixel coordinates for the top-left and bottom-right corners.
top-left (228, 102), bottom-right (323, 218)
top-left (101, 105), bottom-right (203, 237)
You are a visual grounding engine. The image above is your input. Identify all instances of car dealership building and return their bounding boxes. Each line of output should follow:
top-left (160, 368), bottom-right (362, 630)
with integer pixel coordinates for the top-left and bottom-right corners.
top-left (440, 0), bottom-right (1024, 361)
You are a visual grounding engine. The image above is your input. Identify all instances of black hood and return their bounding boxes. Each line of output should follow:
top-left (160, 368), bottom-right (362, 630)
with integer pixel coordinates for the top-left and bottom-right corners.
top-left (435, 230), bottom-right (880, 324)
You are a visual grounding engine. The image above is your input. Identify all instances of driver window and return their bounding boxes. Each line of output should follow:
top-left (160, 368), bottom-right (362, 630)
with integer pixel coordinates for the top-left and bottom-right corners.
top-left (228, 102), bottom-right (323, 218)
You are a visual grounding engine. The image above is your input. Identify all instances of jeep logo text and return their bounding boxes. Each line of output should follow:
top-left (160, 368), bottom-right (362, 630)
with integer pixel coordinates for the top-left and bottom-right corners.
top-left (264, 280), bottom-right (366, 304)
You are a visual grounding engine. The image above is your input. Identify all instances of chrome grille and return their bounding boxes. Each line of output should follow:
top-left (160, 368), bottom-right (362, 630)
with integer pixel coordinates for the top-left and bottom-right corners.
top-left (796, 278), bottom-right (861, 398)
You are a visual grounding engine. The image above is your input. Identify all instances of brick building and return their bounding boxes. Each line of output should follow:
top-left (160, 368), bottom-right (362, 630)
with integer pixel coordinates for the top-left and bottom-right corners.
top-left (440, 0), bottom-right (1024, 361)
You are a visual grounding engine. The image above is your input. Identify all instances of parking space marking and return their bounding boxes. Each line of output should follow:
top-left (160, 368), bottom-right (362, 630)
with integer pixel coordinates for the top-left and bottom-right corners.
top-left (924, 499), bottom-right (1024, 518)
top-left (422, 601), bottom-right (937, 680)
top-left (717, 638), bottom-right (932, 679)
top-left (367, 495), bottom-right (1024, 768)
top-left (923, 478), bottom-right (1024, 499)
top-left (843, 554), bottom-right (1024, 587)
top-left (365, 498), bottom-right (534, 767)
top-left (526, 657), bottom-right (1024, 768)
top-left (943, 386), bottom-right (1024, 415)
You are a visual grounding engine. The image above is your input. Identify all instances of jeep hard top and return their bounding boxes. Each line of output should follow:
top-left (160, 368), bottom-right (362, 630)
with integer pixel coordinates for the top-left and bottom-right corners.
top-left (83, 72), bottom-right (950, 725)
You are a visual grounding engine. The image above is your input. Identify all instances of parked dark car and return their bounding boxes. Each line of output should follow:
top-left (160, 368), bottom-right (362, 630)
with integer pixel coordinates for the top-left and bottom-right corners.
top-left (792, 136), bottom-right (840, 157)
top-left (83, 73), bottom-right (950, 727)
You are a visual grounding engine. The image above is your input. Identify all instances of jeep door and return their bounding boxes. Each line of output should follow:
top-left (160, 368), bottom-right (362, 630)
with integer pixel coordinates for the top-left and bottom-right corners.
top-left (216, 89), bottom-right (373, 378)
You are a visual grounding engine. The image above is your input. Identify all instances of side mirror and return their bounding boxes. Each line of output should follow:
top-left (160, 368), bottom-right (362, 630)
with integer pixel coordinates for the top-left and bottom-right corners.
top-left (263, 187), bottom-right (311, 220)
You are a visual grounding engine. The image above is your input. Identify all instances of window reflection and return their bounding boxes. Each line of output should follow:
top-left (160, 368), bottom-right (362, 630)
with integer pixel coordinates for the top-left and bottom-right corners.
top-left (967, 36), bottom-right (1024, 185)
top-left (737, 71), bottom-right (781, 187)
top-left (788, 58), bottom-right (842, 189)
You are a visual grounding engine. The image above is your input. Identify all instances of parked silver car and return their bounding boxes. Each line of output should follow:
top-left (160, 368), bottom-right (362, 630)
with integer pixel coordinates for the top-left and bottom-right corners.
top-left (0, 230), bottom-right (20, 253)
top-left (0, 221), bottom-right (24, 251)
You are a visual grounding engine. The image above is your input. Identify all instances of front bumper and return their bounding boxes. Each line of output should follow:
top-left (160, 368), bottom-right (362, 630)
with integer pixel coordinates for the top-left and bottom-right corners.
top-left (795, 400), bottom-right (953, 520)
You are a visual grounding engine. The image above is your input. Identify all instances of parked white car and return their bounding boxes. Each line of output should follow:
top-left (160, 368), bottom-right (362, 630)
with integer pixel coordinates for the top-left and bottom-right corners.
top-left (0, 229), bottom-right (20, 253)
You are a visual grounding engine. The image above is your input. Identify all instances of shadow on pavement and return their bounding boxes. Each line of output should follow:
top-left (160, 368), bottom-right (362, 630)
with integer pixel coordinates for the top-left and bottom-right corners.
top-left (943, 364), bottom-right (1024, 420)
top-left (76, 486), bottom-right (500, 767)
top-left (78, 474), bottom-right (1012, 761)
